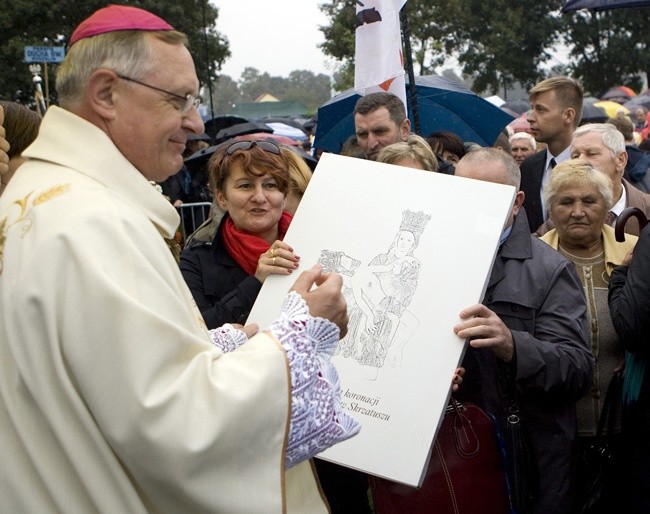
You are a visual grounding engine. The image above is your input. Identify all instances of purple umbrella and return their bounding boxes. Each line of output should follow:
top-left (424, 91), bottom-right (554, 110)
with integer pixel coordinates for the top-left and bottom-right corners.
top-left (563, 0), bottom-right (650, 11)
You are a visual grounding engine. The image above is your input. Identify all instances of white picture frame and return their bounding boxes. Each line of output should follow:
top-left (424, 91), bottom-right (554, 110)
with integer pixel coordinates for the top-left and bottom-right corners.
top-left (247, 152), bottom-right (515, 486)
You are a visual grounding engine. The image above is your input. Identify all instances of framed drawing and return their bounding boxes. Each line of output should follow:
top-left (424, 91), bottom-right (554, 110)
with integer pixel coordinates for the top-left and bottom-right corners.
top-left (247, 152), bottom-right (515, 486)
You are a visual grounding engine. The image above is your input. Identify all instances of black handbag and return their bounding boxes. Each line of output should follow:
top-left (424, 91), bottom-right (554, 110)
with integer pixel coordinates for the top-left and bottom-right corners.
top-left (579, 368), bottom-right (624, 514)
top-left (500, 369), bottom-right (539, 513)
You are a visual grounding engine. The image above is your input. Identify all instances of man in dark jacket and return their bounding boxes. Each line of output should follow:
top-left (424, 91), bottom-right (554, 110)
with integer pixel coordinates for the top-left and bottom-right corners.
top-left (609, 223), bottom-right (650, 513)
top-left (454, 148), bottom-right (593, 514)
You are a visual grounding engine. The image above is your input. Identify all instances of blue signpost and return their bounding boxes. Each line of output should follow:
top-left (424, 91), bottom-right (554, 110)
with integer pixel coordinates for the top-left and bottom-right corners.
top-left (24, 46), bottom-right (65, 64)
top-left (24, 46), bottom-right (65, 113)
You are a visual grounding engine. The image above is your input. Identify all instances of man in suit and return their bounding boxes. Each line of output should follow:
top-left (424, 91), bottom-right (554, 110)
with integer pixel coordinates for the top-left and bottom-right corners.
top-left (537, 123), bottom-right (650, 237)
top-left (521, 77), bottom-right (584, 232)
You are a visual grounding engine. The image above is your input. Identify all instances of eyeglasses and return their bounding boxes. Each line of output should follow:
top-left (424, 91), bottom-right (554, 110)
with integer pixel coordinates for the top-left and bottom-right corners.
top-left (224, 140), bottom-right (281, 156)
top-left (116, 73), bottom-right (200, 115)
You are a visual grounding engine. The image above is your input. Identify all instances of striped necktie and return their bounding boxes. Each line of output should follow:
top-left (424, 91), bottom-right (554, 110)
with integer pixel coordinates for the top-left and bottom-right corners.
top-left (605, 211), bottom-right (617, 226)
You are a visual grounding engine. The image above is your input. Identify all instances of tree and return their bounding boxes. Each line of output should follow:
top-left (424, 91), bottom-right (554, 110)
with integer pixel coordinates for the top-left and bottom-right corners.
top-left (238, 68), bottom-right (287, 102)
top-left (217, 68), bottom-right (331, 116)
top-left (206, 74), bottom-right (240, 118)
top-left (318, 0), bottom-right (356, 91)
top-left (284, 70), bottom-right (332, 113)
top-left (563, 8), bottom-right (650, 95)
top-left (434, 0), bottom-right (566, 93)
top-left (0, 0), bottom-right (230, 103)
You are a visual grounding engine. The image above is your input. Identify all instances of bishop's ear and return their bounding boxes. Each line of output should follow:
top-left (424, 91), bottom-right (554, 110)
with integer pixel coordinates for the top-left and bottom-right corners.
top-left (87, 69), bottom-right (120, 120)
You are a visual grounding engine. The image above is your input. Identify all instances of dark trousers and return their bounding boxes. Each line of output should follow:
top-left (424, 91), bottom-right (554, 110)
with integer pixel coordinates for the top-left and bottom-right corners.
top-left (571, 434), bottom-right (624, 514)
top-left (314, 459), bottom-right (372, 514)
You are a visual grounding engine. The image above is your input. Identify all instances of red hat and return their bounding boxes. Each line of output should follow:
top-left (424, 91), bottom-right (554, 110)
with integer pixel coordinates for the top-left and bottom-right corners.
top-left (70, 4), bottom-right (174, 46)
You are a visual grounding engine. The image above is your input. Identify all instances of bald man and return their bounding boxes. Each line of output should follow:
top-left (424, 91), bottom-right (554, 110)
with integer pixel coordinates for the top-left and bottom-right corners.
top-left (454, 148), bottom-right (592, 514)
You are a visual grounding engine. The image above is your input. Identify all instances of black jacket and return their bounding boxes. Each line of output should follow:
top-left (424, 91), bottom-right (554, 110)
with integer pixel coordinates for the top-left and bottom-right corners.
top-left (519, 150), bottom-right (547, 233)
top-left (609, 223), bottom-right (650, 354)
top-left (624, 145), bottom-right (650, 194)
top-left (179, 214), bottom-right (262, 329)
top-left (161, 165), bottom-right (212, 204)
top-left (608, 223), bottom-right (650, 512)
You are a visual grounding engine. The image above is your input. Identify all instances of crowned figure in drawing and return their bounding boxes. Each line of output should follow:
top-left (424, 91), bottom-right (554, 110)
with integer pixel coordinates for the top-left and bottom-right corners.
top-left (318, 210), bottom-right (431, 375)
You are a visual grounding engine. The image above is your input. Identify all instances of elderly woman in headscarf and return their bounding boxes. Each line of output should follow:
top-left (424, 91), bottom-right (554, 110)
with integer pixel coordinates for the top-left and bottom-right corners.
top-left (539, 158), bottom-right (638, 512)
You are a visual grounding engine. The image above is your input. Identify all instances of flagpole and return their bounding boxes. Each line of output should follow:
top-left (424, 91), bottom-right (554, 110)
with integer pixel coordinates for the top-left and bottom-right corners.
top-left (201, 0), bottom-right (215, 124)
top-left (400, 5), bottom-right (420, 135)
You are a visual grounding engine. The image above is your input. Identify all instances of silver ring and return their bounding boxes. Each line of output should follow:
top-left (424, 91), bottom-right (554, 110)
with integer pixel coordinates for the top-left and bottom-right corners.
top-left (273, 257), bottom-right (276, 266)
top-left (271, 248), bottom-right (275, 258)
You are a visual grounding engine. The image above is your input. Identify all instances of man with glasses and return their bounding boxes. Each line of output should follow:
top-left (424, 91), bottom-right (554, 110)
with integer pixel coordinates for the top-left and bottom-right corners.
top-left (0, 5), bottom-right (358, 513)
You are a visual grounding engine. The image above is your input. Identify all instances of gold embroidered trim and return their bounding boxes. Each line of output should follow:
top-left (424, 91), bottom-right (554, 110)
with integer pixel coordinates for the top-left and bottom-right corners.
top-left (0, 184), bottom-right (71, 275)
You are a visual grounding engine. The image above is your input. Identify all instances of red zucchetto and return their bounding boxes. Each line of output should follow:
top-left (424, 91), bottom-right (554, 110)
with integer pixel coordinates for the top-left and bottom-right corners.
top-left (69, 4), bottom-right (174, 46)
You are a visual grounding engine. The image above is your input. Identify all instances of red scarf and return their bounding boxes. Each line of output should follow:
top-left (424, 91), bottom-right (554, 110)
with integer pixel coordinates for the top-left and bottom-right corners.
top-left (222, 211), bottom-right (293, 276)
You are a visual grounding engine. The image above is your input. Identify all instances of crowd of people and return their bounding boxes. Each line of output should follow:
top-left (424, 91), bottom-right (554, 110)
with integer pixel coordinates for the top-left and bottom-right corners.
top-left (1, 4), bottom-right (650, 514)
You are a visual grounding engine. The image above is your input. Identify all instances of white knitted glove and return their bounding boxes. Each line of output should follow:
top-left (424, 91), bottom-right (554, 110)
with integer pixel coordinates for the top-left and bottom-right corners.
top-left (269, 291), bottom-right (361, 468)
top-left (208, 292), bottom-right (361, 468)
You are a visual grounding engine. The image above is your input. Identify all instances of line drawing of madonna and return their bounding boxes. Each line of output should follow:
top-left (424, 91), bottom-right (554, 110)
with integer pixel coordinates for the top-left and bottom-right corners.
top-left (319, 210), bottom-right (431, 378)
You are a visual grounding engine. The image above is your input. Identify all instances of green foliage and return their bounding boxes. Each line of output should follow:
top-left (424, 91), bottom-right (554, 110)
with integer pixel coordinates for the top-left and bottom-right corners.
top-left (206, 74), bottom-right (240, 117)
top-left (436, 0), bottom-right (565, 93)
top-left (564, 9), bottom-right (650, 95)
top-left (209, 68), bottom-right (332, 117)
top-left (284, 70), bottom-right (333, 113)
top-left (318, 0), bottom-right (356, 90)
top-left (0, 0), bottom-right (229, 102)
top-left (401, 1), bottom-right (452, 75)
top-left (318, 0), bottom-right (650, 97)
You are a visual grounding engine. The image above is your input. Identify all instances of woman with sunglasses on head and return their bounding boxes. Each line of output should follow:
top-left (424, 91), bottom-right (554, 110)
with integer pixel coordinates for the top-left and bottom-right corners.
top-left (181, 138), bottom-right (374, 513)
top-left (180, 139), bottom-right (300, 329)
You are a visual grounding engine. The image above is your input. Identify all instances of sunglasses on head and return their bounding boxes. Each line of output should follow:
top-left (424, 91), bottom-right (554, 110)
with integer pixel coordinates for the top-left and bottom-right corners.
top-left (224, 140), bottom-right (281, 156)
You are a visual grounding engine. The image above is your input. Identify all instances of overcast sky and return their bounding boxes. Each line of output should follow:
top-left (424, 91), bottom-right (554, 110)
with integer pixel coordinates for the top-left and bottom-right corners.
top-left (214, 1), bottom-right (334, 79)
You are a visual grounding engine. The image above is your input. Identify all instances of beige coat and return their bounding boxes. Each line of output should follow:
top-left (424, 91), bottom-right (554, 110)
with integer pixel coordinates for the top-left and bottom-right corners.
top-left (0, 107), bottom-right (327, 513)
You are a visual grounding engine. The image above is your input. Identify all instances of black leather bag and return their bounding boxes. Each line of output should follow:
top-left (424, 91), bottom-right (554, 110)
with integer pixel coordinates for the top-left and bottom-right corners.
top-left (503, 401), bottom-right (539, 513)
top-left (500, 368), bottom-right (539, 513)
top-left (579, 369), bottom-right (624, 514)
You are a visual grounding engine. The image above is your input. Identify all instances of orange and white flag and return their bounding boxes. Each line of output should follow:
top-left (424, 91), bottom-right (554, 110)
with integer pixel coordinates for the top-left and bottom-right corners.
top-left (354, 0), bottom-right (408, 109)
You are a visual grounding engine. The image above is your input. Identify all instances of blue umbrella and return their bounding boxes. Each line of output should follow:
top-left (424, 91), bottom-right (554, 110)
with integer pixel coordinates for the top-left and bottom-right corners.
top-left (562, 0), bottom-right (650, 11)
top-left (313, 75), bottom-right (514, 153)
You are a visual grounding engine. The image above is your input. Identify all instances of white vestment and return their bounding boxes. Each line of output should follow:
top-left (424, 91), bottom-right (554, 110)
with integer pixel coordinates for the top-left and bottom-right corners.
top-left (0, 106), bottom-right (328, 513)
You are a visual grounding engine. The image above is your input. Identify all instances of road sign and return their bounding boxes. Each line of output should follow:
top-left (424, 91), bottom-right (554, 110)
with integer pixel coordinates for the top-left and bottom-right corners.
top-left (24, 46), bottom-right (65, 64)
